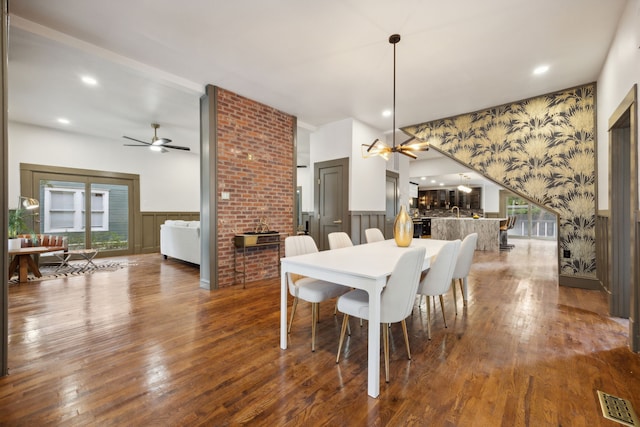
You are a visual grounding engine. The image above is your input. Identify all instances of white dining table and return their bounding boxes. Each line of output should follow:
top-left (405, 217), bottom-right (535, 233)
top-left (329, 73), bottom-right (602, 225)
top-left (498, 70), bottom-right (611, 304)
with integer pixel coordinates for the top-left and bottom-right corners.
top-left (280, 237), bottom-right (451, 398)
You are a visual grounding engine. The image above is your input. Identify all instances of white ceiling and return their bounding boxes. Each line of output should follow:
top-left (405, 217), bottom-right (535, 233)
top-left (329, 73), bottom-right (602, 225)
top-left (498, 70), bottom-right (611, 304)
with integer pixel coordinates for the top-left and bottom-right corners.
top-left (7, 0), bottom-right (628, 187)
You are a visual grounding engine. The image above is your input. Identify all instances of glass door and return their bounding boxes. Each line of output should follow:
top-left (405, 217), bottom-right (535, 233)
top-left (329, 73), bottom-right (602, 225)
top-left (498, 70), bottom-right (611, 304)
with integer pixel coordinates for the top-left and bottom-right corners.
top-left (35, 173), bottom-right (132, 254)
top-left (40, 179), bottom-right (87, 249)
top-left (506, 195), bottom-right (556, 240)
top-left (90, 181), bottom-right (129, 251)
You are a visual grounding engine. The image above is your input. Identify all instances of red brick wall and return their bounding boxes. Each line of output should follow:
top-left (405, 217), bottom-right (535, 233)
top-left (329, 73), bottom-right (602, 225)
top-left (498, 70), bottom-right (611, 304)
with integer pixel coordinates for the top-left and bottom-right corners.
top-left (216, 88), bottom-right (295, 287)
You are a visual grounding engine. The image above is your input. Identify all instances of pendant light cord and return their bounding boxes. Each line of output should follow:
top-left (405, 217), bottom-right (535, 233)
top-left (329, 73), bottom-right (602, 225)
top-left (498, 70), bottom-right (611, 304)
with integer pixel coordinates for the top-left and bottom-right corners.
top-left (388, 34), bottom-right (401, 149)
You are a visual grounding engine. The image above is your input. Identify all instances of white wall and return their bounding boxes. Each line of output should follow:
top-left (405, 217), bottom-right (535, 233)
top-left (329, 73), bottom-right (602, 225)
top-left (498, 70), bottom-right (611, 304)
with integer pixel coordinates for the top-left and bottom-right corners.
top-left (483, 185), bottom-right (500, 213)
top-left (296, 128), bottom-right (313, 212)
top-left (9, 122), bottom-right (200, 211)
top-left (410, 157), bottom-right (470, 177)
top-left (296, 166), bottom-right (312, 212)
top-left (310, 118), bottom-right (389, 212)
top-left (596, 0), bottom-right (640, 209)
top-left (351, 120), bottom-right (386, 211)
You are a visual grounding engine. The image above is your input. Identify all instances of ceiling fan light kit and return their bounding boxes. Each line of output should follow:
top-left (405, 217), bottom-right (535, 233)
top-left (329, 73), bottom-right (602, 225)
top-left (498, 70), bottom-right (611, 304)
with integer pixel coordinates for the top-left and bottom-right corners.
top-left (123, 123), bottom-right (190, 153)
top-left (362, 34), bottom-right (429, 160)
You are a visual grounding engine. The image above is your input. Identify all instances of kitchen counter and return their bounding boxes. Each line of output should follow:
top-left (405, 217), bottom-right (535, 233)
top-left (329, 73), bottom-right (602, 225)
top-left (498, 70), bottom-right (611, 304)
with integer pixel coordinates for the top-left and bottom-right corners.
top-left (430, 217), bottom-right (501, 251)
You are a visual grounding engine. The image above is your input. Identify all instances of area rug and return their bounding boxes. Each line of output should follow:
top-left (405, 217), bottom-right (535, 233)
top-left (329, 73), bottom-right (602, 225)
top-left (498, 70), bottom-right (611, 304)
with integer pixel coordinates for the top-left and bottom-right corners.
top-left (8, 260), bottom-right (132, 285)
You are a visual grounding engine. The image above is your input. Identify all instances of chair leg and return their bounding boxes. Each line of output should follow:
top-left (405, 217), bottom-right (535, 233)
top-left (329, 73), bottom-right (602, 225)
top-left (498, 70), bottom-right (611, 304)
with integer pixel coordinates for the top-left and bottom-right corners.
top-left (426, 296), bottom-right (432, 340)
top-left (401, 319), bottom-right (411, 360)
top-left (452, 279), bottom-right (458, 315)
top-left (311, 303), bottom-right (318, 352)
top-left (288, 297), bottom-right (298, 334)
top-left (439, 295), bottom-right (447, 328)
top-left (459, 278), bottom-right (467, 307)
top-left (336, 314), bottom-right (349, 363)
top-left (382, 322), bottom-right (390, 383)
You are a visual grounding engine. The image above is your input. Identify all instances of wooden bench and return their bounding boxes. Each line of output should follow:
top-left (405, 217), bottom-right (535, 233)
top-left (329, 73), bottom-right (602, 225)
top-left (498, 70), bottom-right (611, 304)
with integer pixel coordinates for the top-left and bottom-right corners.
top-left (17, 234), bottom-right (69, 266)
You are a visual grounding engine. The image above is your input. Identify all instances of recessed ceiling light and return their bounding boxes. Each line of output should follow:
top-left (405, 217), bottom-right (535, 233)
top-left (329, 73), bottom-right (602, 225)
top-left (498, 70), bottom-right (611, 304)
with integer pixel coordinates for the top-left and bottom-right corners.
top-left (421, 176), bottom-right (426, 180)
top-left (57, 118), bottom-right (70, 125)
top-left (81, 75), bottom-right (98, 86)
top-left (439, 182), bottom-right (444, 186)
top-left (533, 65), bottom-right (549, 75)
top-left (431, 179), bottom-right (436, 183)
top-left (382, 109), bottom-right (392, 117)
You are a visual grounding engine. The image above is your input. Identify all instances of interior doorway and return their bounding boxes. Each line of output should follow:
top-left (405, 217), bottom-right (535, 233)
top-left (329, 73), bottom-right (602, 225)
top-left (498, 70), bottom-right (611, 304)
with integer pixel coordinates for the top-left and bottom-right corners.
top-left (385, 171), bottom-right (399, 238)
top-left (607, 84), bottom-right (638, 351)
top-left (314, 158), bottom-right (349, 251)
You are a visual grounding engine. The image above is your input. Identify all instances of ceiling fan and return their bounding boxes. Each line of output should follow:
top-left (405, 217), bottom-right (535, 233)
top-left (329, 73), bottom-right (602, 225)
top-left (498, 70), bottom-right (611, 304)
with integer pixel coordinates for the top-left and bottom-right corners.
top-left (123, 123), bottom-right (190, 153)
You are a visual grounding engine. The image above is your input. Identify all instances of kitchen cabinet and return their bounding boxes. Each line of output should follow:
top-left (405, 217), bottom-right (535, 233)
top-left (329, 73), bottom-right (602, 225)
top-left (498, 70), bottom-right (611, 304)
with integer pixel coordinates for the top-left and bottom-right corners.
top-left (418, 187), bottom-right (481, 211)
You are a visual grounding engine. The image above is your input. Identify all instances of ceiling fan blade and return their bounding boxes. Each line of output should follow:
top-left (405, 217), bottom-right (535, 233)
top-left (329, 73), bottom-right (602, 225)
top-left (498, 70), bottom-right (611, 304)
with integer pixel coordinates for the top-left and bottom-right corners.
top-left (123, 136), bottom-right (151, 145)
top-left (163, 144), bottom-right (191, 151)
top-left (123, 144), bottom-right (151, 147)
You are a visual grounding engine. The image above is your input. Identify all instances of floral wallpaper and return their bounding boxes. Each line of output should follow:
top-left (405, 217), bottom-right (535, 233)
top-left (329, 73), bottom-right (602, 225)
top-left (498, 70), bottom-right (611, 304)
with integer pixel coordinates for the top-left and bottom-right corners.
top-left (403, 84), bottom-right (596, 278)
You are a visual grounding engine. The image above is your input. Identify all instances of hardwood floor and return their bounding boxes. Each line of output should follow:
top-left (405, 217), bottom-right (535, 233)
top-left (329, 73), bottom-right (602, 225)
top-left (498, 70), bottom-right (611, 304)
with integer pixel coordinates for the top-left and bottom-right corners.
top-left (1, 239), bottom-right (639, 425)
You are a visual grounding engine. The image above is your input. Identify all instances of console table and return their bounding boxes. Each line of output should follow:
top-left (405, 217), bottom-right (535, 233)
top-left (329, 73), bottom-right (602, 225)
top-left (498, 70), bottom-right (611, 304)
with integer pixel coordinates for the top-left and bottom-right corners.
top-left (233, 232), bottom-right (282, 288)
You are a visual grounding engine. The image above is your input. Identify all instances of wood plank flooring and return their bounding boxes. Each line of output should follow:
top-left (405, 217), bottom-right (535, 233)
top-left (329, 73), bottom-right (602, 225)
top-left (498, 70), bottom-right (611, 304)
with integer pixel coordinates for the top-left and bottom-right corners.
top-left (1, 239), bottom-right (639, 426)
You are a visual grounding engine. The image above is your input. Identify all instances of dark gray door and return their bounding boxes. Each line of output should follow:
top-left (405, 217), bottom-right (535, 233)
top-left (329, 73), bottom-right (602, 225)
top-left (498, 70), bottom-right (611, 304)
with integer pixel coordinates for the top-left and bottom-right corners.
top-left (315, 158), bottom-right (348, 251)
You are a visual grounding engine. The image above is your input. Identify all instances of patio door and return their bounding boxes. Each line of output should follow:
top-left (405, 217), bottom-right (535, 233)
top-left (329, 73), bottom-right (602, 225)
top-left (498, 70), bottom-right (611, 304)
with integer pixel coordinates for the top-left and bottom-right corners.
top-left (31, 172), bottom-right (133, 256)
top-left (505, 195), bottom-right (557, 240)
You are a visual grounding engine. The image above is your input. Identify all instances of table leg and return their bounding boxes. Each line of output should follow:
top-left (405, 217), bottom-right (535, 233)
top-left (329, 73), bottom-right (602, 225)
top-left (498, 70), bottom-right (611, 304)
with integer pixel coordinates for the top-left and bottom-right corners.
top-left (8, 256), bottom-right (18, 280)
top-left (15, 254), bottom-right (41, 283)
top-left (78, 251), bottom-right (97, 271)
top-left (280, 267), bottom-right (288, 350)
top-left (54, 253), bottom-right (72, 272)
top-left (26, 255), bottom-right (42, 278)
top-left (367, 283), bottom-right (383, 398)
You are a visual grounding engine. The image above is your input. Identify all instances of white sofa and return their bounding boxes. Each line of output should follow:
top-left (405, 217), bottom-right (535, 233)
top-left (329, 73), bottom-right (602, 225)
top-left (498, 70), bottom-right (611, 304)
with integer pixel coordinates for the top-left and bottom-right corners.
top-left (160, 220), bottom-right (200, 265)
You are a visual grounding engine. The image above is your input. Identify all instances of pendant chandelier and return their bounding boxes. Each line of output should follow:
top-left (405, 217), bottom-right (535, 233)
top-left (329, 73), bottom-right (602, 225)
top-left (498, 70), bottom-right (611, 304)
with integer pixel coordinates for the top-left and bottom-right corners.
top-left (457, 174), bottom-right (472, 193)
top-left (363, 34), bottom-right (429, 161)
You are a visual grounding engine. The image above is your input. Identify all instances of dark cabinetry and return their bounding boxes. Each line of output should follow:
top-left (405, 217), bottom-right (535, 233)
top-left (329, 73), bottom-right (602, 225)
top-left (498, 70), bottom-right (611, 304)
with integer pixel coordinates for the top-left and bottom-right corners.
top-left (418, 187), bottom-right (481, 211)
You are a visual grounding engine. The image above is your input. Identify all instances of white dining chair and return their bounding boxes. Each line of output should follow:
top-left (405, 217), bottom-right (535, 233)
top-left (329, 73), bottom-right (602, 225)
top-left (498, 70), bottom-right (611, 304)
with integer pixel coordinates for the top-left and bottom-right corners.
top-left (328, 232), bottom-right (354, 250)
top-left (336, 246), bottom-right (426, 383)
top-left (416, 239), bottom-right (461, 339)
top-left (364, 228), bottom-right (385, 243)
top-left (284, 235), bottom-right (348, 352)
top-left (451, 233), bottom-right (478, 314)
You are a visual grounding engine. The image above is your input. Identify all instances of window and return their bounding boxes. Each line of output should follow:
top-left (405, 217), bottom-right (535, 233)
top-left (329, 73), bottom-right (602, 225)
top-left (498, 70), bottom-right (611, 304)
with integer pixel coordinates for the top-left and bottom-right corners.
top-left (44, 187), bottom-right (109, 233)
top-left (506, 195), bottom-right (556, 240)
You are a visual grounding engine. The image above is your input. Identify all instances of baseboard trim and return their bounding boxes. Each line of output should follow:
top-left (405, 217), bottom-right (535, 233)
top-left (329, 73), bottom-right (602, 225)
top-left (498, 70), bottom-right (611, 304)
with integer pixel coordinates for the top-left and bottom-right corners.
top-left (200, 278), bottom-right (211, 290)
top-left (559, 274), bottom-right (601, 290)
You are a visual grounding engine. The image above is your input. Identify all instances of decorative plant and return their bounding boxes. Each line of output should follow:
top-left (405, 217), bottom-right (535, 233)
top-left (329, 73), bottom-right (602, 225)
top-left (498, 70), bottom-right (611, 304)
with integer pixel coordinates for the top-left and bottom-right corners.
top-left (8, 208), bottom-right (28, 239)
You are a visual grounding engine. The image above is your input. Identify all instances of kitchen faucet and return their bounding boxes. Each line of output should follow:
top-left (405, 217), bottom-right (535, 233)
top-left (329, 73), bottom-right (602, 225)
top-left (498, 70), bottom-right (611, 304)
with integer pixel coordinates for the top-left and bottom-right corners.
top-left (451, 206), bottom-right (460, 218)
